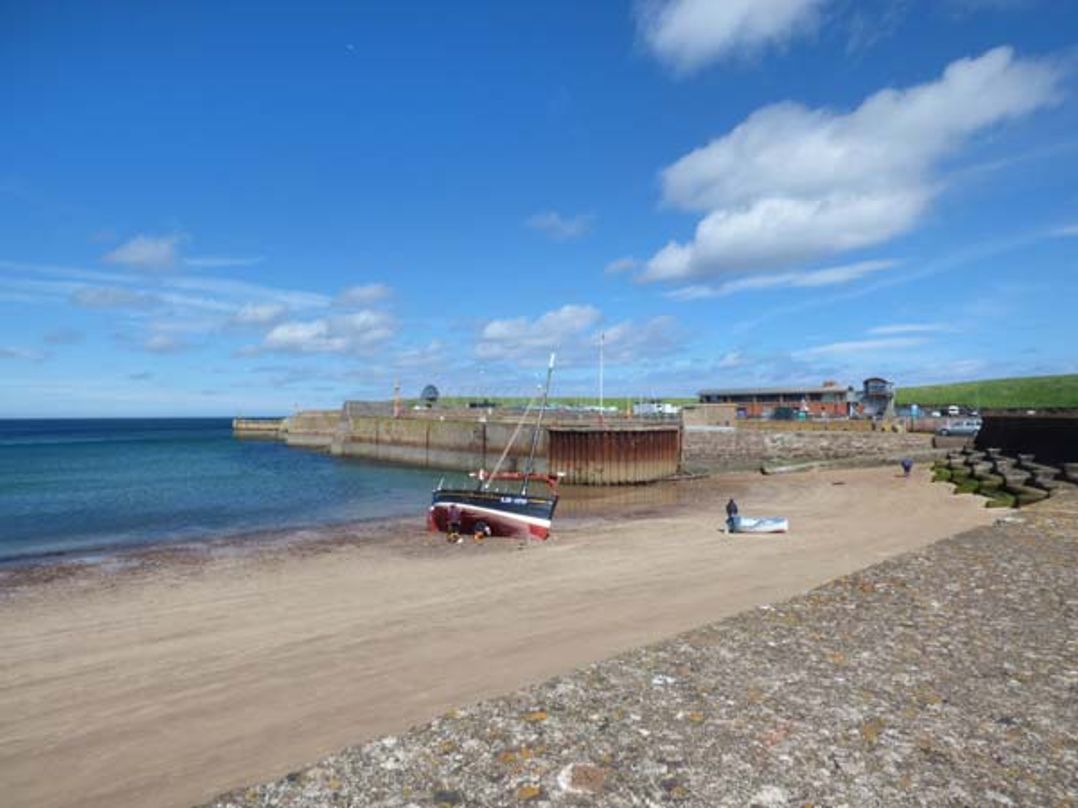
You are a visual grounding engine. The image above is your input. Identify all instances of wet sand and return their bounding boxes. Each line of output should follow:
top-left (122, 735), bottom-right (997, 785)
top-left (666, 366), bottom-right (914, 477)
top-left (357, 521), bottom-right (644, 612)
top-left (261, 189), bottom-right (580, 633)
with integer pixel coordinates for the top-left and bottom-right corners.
top-left (0, 467), bottom-right (993, 808)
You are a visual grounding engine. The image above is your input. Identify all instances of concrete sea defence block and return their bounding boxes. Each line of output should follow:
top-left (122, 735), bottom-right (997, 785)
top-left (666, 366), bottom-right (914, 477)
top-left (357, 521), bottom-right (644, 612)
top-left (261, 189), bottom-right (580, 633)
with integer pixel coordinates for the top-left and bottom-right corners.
top-left (1001, 470), bottom-right (1032, 487)
top-left (932, 435), bottom-right (972, 449)
top-left (1007, 484), bottom-right (1050, 506)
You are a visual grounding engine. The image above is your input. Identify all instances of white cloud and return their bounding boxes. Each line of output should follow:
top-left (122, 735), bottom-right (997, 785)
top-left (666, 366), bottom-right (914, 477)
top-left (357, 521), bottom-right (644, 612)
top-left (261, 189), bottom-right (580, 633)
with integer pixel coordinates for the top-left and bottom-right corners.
top-left (637, 0), bottom-right (827, 74)
top-left (393, 340), bottom-right (445, 370)
top-left (157, 292), bottom-right (236, 314)
top-left (166, 276), bottom-right (330, 310)
top-left (717, 351), bottom-right (744, 368)
top-left (144, 333), bottom-right (187, 353)
top-left (477, 304), bottom-right (601, 361)
top-left (264, 321), bottom-right (346, 354)
top-left (0, 346), bottom-right (46, 361)
top-left (3, 258), bottom-right (331, 312)
top-left (103, 234), bottom-right (184, 270)
top-left (868, 323), bottom-right (949, 335)
top-left (647, 192), bottom-right (923, 280)
top-left (184, 255), bottom-right (264, 268)
top-left (335, 311), bottom-right (396, 349)
top-left (71, 286), bottom-right (159, 309)
top-left (262, 310), bottom-right (395, 355)
top-left (232, 303), bottom-right (287, 325)
top-left (475, 305), bottom-right (684, 367)
top-left (643, 47), bottom-right (1061, 281)
top-left (793, 336), bottom-right (928, 359)
top-left (1052, 223), bottom-right (1078, 237)
top-left (601, 316), bottom-right (682, 362)
top-left (604, 256), bottom-right (640, 274)
top-left (525, 211), bottom-right (595, 241)
top-left (337, 283), bottom-right (392, 306)
top-left (665, 259), bottom-right (895, 299)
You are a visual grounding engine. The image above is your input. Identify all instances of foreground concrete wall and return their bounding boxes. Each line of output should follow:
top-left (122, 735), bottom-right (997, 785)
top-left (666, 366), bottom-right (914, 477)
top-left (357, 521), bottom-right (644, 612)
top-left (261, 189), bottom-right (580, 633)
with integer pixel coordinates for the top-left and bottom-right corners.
top-left (683, 428), bottom-right (935, 472)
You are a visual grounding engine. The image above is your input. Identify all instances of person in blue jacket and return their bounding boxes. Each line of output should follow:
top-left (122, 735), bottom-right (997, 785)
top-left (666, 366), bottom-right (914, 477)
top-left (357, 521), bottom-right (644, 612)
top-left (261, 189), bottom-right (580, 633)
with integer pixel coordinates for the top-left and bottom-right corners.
top-left (725, 498), bottom-right (739, 532)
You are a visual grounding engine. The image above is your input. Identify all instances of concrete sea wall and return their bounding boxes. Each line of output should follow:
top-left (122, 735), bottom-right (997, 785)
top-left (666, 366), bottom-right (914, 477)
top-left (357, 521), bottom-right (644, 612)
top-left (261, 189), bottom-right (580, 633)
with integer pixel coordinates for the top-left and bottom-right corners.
top-left (246, 406), bottom-right (945, 480)
top-left (275, 409), bottom-right (682, 484)
top-left (232, 417), bottom-right (285, 436)
top-left (683, 427), bottom-right (936, 472)
top-left (282, 410), bottom-right (341, 449)
top-left (332, 414), bottom-right (545, 474)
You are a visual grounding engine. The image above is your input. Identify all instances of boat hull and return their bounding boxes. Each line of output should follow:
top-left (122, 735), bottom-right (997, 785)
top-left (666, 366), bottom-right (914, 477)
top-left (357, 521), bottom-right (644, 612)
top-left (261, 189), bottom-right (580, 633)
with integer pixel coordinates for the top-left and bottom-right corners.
top-left (729, 516), bottom-right (789, 534)
top-left (429, 489), bottom-right (558, 540)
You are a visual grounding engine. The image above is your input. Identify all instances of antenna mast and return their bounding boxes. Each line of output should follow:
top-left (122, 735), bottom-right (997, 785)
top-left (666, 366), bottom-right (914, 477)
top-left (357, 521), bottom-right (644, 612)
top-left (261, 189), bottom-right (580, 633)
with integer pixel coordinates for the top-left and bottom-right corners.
top-left (599, 331), bottom-right (605, 426)
top-left (522, 352), bottom-right (556, 496)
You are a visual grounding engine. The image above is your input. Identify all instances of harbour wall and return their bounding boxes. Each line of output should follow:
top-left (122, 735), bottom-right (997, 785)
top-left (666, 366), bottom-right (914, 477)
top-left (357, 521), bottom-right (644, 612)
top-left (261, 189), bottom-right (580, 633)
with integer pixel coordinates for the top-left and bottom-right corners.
top-left (682, 427), bottom-right (937, 473)
top-left (279, 410), bottom-right (344, 449)
top-left (239, 407), bottom-right (945, 480)
top-left (276, 409), bottom-right (681, 484)
top-left (332, 414), bottom-right (544, 475)
top-left (231, 418), bottom-right (285, 437)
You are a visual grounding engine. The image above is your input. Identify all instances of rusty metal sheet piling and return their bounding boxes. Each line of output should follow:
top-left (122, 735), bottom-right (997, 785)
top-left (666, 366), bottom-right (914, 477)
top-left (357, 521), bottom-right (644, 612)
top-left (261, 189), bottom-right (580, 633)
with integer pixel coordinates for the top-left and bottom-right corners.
top-left (547, 425), bottom-right (681, 485)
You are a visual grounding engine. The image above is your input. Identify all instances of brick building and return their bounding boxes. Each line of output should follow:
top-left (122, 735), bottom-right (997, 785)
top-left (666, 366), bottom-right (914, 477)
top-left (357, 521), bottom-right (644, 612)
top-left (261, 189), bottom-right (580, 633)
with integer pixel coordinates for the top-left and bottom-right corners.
top-left (697, 383), bottom-right (851, 419)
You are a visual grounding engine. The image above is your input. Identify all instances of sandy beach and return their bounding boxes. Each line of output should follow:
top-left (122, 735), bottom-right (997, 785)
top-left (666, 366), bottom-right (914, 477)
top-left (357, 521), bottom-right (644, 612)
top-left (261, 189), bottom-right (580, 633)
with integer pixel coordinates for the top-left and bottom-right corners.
top-left (0, 466), bottom-right (994, 808)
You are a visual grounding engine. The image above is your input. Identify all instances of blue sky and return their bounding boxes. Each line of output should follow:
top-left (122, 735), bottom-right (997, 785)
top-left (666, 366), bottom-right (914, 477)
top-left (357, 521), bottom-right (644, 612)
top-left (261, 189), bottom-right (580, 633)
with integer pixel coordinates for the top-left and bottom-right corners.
top-left (1, 0), bottom-right (1076, 416)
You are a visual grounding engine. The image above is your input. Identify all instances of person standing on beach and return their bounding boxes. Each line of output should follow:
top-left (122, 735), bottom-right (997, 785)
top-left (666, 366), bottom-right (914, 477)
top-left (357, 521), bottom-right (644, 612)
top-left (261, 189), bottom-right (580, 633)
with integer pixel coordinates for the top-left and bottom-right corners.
top-left (725, 498), bottom-right (739, 532)
top-left (901, 458), bottom-right (913, 477)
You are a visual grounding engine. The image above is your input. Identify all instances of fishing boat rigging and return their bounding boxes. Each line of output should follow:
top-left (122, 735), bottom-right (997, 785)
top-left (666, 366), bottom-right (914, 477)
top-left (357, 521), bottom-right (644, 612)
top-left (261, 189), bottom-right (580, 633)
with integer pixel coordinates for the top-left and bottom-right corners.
top-left (428, 353), bottom-right (560, 541)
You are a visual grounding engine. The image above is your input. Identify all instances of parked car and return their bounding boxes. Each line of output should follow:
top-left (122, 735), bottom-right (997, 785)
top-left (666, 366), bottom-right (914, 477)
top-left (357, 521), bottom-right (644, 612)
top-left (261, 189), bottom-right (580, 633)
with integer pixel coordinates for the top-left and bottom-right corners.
top-left (937, 419), bottom-right (981, 436)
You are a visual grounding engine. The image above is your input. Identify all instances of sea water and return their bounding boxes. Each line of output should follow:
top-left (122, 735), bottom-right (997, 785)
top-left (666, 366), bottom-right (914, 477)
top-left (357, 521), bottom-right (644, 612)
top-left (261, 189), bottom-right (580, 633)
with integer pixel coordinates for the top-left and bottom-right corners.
top-left (0, 418), bottom-right (438, 563)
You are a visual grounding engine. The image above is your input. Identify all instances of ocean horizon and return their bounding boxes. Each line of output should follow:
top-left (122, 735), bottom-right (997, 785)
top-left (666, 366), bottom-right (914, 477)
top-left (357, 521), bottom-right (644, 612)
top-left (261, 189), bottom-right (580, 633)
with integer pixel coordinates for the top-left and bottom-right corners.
top-left (0, 417), bottom-right (438, 564)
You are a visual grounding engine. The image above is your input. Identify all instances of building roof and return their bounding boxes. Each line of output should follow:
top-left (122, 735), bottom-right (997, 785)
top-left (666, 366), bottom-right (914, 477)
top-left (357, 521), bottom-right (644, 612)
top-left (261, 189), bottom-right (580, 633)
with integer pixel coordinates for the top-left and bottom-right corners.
top-left (698, 386), bottom-right (850, 397)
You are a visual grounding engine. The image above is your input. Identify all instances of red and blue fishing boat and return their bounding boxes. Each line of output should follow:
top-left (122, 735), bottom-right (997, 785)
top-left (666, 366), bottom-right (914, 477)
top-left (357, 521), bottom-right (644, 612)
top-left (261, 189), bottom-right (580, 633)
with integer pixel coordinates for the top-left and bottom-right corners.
top-left (428, 354), bottom-right (560, 540)
top-left (428, 471), bottom-right (560, 540)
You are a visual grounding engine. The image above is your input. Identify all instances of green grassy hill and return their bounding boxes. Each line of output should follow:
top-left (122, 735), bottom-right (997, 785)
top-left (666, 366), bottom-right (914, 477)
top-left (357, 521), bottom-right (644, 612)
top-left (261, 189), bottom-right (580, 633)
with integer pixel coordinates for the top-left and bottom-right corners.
top-left (895, 374), bottom-right (1078, 409)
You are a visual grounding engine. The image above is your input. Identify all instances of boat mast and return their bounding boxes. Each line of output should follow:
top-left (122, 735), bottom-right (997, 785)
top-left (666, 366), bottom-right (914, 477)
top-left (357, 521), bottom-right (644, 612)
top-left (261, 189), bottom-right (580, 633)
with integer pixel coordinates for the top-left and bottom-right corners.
top-left (599, 331), bottom-right (604, 426)
top-left (521, 352), bottom-right (555, 496)
top-left (481, 395), bottom-right (536, 490)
